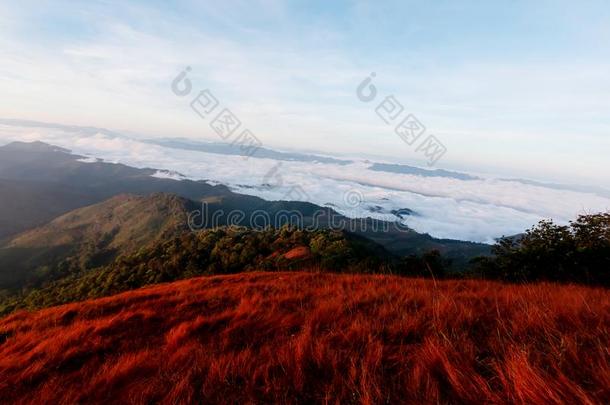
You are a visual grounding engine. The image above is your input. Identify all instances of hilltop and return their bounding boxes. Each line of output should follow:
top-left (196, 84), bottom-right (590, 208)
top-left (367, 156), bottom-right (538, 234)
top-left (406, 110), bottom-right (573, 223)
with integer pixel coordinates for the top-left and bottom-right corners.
top-left (0, 272), bottom-right (608, 404)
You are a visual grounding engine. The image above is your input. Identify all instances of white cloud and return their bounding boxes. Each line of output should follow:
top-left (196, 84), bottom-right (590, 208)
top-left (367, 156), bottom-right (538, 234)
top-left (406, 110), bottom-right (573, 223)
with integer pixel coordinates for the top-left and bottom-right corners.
top-left (2, 123), bottom-right (608, 243)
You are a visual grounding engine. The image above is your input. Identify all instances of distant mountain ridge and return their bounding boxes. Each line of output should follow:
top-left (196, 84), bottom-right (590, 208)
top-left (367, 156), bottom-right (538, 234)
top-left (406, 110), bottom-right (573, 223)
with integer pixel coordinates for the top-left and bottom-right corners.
top-left (147, 138), bottom-right (352, 165)
top-left (500, 177), bottom-right (610, 199)
top-left (369, 162), bottom-right (479, 181)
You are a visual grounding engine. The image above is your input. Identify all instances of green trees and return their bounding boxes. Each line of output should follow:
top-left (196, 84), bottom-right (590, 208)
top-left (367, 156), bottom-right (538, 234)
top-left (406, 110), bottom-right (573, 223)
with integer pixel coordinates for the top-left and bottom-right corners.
top-left (472, 213), bottom-right (610, 285)
top-left (0, 226), bottom-right (391, 314)
top-left (398, 250), bottom-right (449, 279)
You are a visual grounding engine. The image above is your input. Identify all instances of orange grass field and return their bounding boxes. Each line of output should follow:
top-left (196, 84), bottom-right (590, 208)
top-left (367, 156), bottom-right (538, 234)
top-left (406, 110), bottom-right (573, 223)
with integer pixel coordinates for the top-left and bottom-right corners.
top-left (0, 272), bottom-right (608, 404)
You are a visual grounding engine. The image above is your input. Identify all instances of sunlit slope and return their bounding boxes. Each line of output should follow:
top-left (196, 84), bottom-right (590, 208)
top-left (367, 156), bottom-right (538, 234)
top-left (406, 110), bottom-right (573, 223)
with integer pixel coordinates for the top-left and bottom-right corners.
top-left (1, 272), bottom-right (608, 404)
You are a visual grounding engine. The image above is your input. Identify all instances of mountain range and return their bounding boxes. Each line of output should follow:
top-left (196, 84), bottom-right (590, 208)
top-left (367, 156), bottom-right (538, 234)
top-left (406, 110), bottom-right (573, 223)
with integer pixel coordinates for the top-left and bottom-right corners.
top-left (0, 141), bottom-right (489, 301)
top-left (3, 119), bottom-right (610, 243)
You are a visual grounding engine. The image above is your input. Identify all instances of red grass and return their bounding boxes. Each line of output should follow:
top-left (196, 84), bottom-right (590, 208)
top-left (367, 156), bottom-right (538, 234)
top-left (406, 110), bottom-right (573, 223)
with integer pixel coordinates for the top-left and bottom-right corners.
top-left (0, 272), bottom-right (608, 404)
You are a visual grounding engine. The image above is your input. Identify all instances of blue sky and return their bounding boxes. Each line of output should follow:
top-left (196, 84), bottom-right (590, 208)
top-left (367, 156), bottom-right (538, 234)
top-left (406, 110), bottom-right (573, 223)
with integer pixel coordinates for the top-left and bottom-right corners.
top-left (1, 1), bottom-right (609, 185)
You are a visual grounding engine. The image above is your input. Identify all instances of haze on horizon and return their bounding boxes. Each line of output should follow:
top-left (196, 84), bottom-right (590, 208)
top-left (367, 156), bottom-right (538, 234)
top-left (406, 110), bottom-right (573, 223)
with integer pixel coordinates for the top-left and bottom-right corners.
top-left (0, 1), bottom-right (609, 186)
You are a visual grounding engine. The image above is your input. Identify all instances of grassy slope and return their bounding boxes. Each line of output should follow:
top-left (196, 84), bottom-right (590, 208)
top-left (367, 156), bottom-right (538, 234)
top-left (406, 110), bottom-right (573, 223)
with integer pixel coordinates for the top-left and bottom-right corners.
top-left (0, 272), bottom-right (608, 404)
top-left (0, 193), bottom-right (192, 290)
top-left (6, 193), bottom-right (190, 250)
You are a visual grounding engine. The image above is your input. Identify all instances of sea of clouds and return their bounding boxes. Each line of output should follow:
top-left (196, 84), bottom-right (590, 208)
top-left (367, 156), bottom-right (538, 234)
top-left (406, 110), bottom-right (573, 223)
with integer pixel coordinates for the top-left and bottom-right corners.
top-left (1, 122), bottom-right (609, 244)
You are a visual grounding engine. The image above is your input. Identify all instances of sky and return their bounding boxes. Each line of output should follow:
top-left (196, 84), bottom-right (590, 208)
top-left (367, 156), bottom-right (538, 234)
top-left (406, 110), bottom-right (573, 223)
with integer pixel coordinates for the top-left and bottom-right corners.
top-left (1, 0), bottom-right (609, 186)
